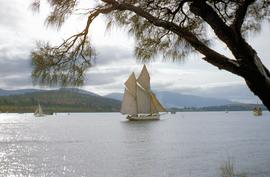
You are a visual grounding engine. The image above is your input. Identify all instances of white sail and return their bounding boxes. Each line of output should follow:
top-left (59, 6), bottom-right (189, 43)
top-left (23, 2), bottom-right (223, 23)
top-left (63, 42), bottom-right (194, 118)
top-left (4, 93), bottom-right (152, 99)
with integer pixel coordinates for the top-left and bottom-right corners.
top-left (137, 64), bottom-right (150, 90)
top-left (124, 72), bottom-right (137, 97)
top-left (38, 104), bottom-right (43, 114)
top-left (120, 88), bottom-right (137, 115)
top-left (121, 72), bottom-right (137, 115)
top-left (34, 109), bottom-right (38, 115)
top-left (34, 104), bottom-right (45, 117)
top-left (121, 65), bottom-right (167, 119)
top-left (136, 85), bottom-right (151, 114)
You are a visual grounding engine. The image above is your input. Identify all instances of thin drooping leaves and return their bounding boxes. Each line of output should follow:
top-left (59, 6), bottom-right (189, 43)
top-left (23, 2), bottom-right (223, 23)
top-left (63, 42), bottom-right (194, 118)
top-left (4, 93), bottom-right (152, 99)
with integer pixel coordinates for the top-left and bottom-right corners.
top-left (31, 1), bottom-right (114, 86)
top-left (32, 39), bottom-right (93, 86)
top-left (31, 0), bottom-right (270, 86)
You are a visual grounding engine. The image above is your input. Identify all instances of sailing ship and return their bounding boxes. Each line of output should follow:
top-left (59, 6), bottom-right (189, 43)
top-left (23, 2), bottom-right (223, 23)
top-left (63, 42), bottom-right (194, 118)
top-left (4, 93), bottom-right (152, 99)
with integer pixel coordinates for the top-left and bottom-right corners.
top-left (253, 106), bottom-right (262, 116)
top-left (34, 104), bottom-right (45, 117)
top-left (120, 65), bottom-right (167, 120)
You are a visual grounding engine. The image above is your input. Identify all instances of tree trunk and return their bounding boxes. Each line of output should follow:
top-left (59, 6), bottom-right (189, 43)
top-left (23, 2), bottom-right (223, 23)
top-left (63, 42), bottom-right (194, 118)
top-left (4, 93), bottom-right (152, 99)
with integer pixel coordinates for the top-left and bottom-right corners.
top-left (189, 1), bottom-right (270, 111)
top-left (239, 54), bottom-right (270, 110)
top-left (246, 78), bottom-right (270, 110)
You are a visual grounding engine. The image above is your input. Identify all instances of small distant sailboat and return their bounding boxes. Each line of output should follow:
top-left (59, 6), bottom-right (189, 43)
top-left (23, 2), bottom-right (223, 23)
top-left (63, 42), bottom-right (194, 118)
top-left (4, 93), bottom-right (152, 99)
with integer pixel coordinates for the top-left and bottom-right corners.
top-left (34, 104), bottom-right (45, 117)
top-left (253, 106), bottom-right (262, 116)
top-left (120, 65), bottom-right (167, 120)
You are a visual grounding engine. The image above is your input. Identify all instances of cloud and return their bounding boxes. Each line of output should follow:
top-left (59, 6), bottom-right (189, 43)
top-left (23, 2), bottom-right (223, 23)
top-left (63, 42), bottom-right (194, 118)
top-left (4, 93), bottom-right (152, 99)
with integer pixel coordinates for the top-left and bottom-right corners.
top-left (0, 0), bottom-right (26, 29)
top-left (0, 55), bottom-right (32, 89)
top-left (0, 75), bottom-right (32, 89)
top-left (0, 58), bottom-right (31, 76)
top-left (94, 45), bottom-right (134, 65)
top-left (0, 0), bottom-right (268, 105)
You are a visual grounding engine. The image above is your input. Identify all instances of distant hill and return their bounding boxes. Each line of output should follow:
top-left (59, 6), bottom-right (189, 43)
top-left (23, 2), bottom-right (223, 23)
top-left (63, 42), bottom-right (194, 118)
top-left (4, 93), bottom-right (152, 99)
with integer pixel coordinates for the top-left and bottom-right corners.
top-left (58, 88), bottom-right (100, 97)
top-left (0, 88), bottom-right (99, 97)
top-left (0, 89), bottom-right (120, 113)
top-left (1, 88), bottom-right (263, 113)
top-left (105, 91), bottom-right (235, 108)
top-left (0, 88), bottom-right (43, 96)
top-left (105, 93), bottom-right (123, 101)
top-left (170, 103), bottom-right (267, 112)
top-left (183, 84), bottom-right (260, 103)
top-left (156, 91), bottom-right (235, 107)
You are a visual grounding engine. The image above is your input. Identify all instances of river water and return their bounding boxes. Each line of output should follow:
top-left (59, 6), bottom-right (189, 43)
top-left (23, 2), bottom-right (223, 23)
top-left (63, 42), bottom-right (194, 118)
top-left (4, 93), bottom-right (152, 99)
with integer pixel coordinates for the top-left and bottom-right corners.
top-left (0, 112), bottom-right (269, 177)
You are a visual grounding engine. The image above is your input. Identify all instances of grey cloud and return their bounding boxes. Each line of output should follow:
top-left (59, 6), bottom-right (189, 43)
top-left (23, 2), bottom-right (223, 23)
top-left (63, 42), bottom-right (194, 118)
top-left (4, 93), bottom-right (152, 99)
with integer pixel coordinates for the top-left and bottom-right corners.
top-left (85, 73), bottom-right (117, 86)
top-left (0, 57), bottom-right (32, 77)
top-left (152, 81), bottom-right (178, 91)
top-left (94, 45), bottom-right (134, 65)
top-left (93, 81), bottom-right (124, 93)
top-left (1, 75), bottom-right (32, 89)
top-left (85, 66), bottom-right (131, 86)
top-left (0, 52), bottom-right (33, 89)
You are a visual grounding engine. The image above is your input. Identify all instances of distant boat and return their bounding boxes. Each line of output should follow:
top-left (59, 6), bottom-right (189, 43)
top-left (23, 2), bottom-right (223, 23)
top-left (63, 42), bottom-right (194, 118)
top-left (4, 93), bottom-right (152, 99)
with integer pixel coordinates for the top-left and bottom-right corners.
top-left (170, 111), bottom-right (176, 114)
top-left (34, 104), bottom-right (45, 117)
top-left (253, 106), bottom-right (262, 116)
top-left (120, 65), bottom-right (167, 120)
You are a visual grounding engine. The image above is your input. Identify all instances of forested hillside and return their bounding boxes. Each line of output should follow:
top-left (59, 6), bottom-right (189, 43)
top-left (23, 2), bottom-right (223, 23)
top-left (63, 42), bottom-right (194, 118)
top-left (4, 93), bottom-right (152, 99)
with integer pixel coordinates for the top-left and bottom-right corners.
top-left (0, 90), bottom-right (120, 113)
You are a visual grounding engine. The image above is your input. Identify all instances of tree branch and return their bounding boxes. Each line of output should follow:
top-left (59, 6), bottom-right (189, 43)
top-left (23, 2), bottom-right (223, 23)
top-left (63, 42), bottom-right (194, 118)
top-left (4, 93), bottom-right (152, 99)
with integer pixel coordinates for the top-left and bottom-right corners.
top-left (189, 1), bottom-right (235, 47)
top-left (102, 0), bottom-right (241, 75)
top-left (31, 4), bottom-right (116, 86)
top-left (231, 0), bottom-right (256, 33)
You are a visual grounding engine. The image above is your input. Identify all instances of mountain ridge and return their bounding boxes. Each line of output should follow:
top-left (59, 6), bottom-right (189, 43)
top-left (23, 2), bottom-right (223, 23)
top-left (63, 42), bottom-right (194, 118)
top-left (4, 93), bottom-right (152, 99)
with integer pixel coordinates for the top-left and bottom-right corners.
top-left (105, 91), bottom-right (235, 108)
top-left (0, 88), bottom-right (99, 97)
top-left (0, 88), bottom-right (264, 112)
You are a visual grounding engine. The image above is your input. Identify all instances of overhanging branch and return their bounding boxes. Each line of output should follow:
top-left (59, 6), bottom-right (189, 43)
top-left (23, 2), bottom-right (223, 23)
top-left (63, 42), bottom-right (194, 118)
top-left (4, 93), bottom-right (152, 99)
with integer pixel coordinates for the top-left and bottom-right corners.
top-left (231, 0), bottom-right (256, 33)
top-left (31, 4), bottom-right (116, 86)
top-left (102, 0), bottom-right (241, 76)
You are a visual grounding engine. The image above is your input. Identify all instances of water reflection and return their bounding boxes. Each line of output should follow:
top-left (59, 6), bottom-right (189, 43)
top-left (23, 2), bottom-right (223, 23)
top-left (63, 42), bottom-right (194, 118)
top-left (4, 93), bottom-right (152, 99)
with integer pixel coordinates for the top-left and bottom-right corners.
top-left (0, 112), bottom-right (269, 177)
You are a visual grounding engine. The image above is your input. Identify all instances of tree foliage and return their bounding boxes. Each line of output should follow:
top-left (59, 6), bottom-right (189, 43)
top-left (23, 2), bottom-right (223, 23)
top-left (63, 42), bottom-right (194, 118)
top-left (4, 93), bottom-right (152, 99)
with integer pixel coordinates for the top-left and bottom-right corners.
top-left (31, 0), bottom-right (270, 109)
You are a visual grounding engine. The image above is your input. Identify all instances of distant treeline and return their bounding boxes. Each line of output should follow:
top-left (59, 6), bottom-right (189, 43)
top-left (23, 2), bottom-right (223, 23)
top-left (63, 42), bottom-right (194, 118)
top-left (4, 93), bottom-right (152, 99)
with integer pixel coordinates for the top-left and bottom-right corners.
top-left (0, 90), bottom-right (121, 113)
top-left (170, 104), bottom-right (267, 112)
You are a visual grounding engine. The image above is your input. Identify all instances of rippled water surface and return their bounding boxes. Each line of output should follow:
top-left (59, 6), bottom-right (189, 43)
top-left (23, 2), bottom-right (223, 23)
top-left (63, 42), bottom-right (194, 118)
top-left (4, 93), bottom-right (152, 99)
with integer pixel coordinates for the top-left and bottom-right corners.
top-left (0, 112), bottom-right (270, 177)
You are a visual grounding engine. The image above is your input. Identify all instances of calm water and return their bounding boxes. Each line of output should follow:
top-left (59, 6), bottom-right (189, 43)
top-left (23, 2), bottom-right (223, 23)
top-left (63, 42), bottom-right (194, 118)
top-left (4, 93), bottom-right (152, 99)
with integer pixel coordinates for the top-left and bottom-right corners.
top-left (0, 112), bottom-right (270, 177)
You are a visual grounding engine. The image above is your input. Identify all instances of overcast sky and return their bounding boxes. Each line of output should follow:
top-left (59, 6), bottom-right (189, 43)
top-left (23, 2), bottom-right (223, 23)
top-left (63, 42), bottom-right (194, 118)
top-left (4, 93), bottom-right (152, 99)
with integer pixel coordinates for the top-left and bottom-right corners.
top-left (0, 0), bottom-right (269, 103)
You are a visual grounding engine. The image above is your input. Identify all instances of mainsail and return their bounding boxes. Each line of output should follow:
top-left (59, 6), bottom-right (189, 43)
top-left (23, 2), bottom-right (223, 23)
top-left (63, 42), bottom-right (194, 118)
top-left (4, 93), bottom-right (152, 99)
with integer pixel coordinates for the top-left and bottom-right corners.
top-left (121, 65), bottom-right (166, 115)
top-left (136, 85), bottom-right (151, 113)
top-left (137, 65), bottom-right (150, 90)
top-left (136, 65), bottom-right (151, 113)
